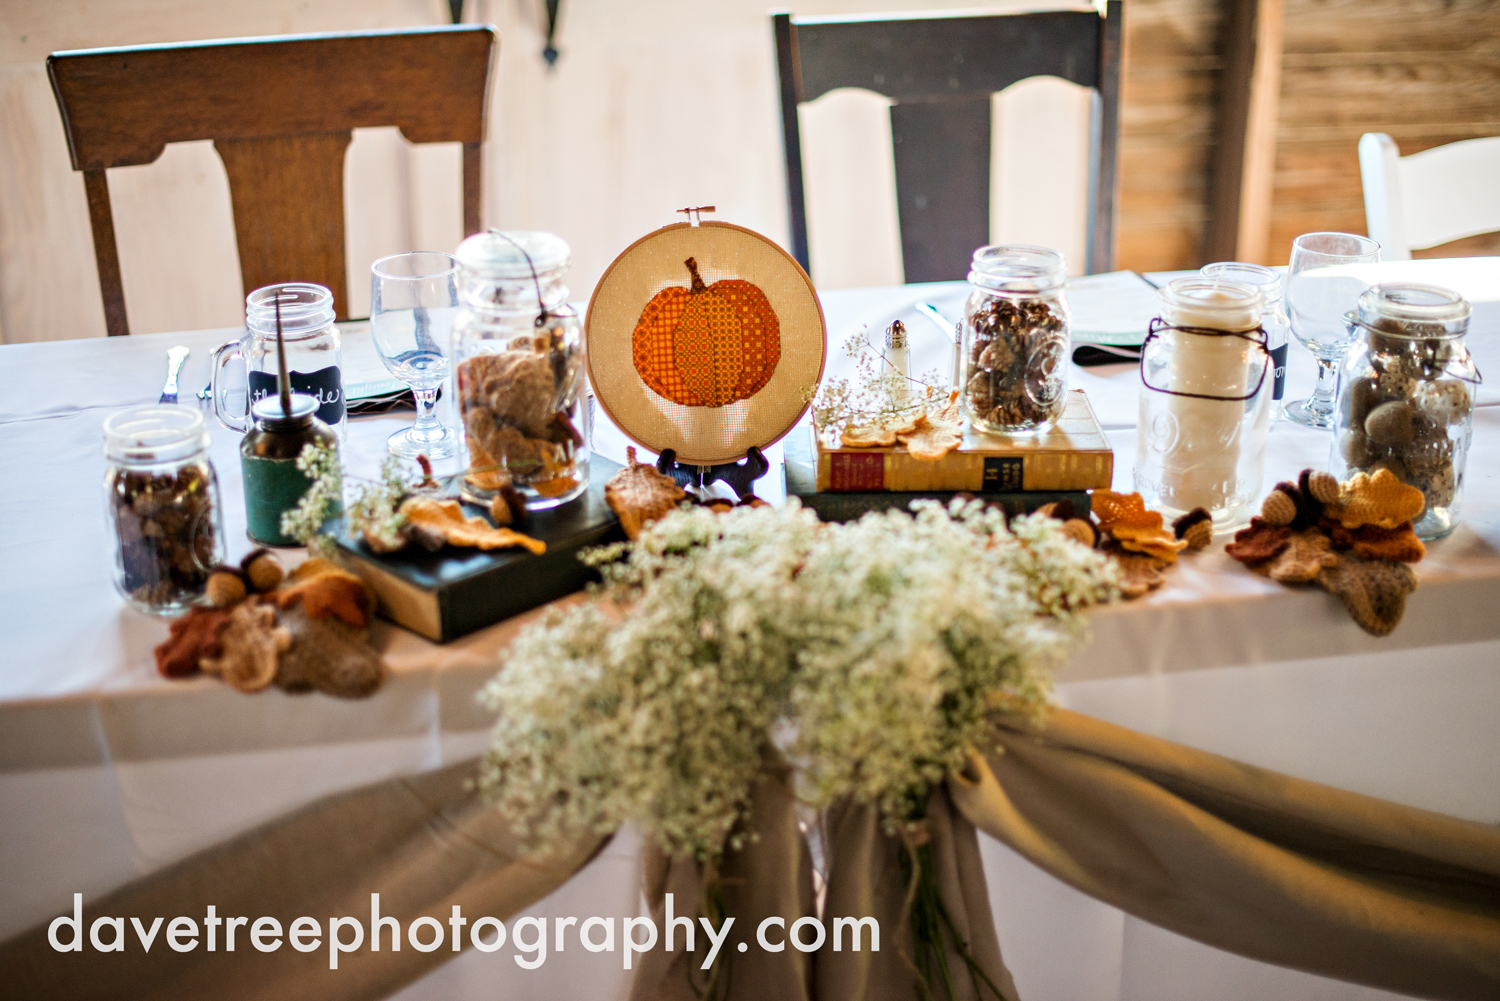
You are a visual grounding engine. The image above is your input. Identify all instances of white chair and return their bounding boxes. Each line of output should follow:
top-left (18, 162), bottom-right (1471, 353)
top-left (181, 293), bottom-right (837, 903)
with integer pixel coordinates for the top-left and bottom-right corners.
top-left (1359, 132), bottom-right (1500, 261)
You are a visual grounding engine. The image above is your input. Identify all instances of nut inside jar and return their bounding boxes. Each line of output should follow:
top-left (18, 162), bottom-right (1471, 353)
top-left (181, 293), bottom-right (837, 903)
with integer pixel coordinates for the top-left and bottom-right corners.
top-left (458, 323), bottom-right (586, 501)
top-left (964, 297), bottom-right (1069, 431)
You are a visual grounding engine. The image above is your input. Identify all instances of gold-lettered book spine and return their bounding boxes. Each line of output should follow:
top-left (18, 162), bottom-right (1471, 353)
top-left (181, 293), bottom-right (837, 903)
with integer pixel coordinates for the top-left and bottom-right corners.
top-left (815, 450), bottom-right (1113, 492)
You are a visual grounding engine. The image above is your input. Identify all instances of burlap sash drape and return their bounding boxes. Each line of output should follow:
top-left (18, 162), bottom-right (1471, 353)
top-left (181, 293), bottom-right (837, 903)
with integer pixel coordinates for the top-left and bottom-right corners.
top-left (629, 756), bottom-right (817, 1001)
top-left (0, 760), bottom-right (605, 1001)
top-left (953, 708), bottom-right (1500, 1001)
top-left (4, 709), bottom-right (1499, 1000)
top-left (818, 787), bottom-right (1020, 1001)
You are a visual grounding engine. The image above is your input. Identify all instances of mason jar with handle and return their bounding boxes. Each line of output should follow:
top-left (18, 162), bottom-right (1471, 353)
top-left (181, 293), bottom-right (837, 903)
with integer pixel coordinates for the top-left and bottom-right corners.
top-left (1331, 282), bottom-right (1479, 539)
top-left (452, 230), bottom-right (589, 509)
top-left (211, 284), bottom-right (345, 437)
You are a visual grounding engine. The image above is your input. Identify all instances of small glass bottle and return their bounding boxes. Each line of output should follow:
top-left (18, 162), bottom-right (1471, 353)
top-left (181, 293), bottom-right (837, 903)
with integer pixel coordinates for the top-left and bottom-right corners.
top-left (961, 245), bottom-right (1071, 433)
top-left (1331, 283), bottom-right (1478, 539)
top-left (881, 320), bottom-right (913, 409)
top-left (103, 405), bottom-right (225, 615)
top-left (1134, 278), bottom-right (1273, 529)
top-left (452, 230), bottom-right (589, 509)
top-left (241, 394), bottom-right (340, 546)
top-left (1200, 262), bottom-right (1289, 419)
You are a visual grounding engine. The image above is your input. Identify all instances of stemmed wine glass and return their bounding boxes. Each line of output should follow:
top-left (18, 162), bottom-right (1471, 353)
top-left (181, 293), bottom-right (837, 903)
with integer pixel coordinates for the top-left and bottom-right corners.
top-left (1283, 232), bottom-right (1381, 428)
top-left (370, 252), bottom-right (460, 458)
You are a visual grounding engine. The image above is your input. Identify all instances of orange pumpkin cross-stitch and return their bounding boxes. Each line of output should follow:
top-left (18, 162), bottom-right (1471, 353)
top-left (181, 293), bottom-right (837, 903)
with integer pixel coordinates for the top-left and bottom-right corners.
top-left (632, 257), bottom-right (781, 408)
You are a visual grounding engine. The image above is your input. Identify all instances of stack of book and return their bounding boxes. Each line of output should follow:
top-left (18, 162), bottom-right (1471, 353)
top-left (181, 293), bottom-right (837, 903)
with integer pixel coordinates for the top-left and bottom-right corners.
top-left (784, 389), bottom-right (1113, 522)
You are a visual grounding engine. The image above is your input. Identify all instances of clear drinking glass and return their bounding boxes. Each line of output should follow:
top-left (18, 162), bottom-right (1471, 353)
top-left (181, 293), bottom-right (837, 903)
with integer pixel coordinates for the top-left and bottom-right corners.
top-left (370, 252), bottom-right (460, 458)
top-left (1283, 233), bottom-right (1381, 428)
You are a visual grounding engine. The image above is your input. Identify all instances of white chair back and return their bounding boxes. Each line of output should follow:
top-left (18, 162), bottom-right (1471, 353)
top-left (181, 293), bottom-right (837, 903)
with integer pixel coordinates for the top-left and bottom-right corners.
top-left (1359, 132), bottom-right (1500, 261)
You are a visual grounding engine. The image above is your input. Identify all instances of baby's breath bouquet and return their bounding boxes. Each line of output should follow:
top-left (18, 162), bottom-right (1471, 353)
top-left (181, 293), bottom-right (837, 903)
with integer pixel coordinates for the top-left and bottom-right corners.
top-left (477, 499), bottom-right (1118, 999)
top-left (477, 504), bottom-right (823, 860)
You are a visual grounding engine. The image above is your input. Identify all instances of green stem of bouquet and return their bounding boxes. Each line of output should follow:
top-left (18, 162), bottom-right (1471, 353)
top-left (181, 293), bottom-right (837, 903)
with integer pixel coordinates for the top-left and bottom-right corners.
top-left (688, 869), bottom-right (732, 1001)
top-left (899, 837), bottom-right (1008, 1001)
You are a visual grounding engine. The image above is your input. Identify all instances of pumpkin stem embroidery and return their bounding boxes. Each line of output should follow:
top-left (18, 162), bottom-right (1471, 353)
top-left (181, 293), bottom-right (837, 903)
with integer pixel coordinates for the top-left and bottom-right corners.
top-left (685, 256), bottom-right (708, 295)
top-left (631, 257), bottom-right (782, 408)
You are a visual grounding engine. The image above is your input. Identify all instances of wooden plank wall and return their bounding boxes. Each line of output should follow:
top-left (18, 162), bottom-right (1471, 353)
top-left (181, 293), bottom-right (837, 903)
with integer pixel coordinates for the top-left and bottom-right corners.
top-left (1117, 0), bottom-right (1225, 273)
top-left (1117, 0), bottom-right (1500, 273)
top-left (1270, 0), bottom-right (1500, 264)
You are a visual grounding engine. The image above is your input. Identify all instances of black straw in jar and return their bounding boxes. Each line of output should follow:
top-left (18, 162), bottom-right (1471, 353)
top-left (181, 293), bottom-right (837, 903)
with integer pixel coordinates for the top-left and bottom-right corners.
top-left (274, 295), bottom-right (292, 418)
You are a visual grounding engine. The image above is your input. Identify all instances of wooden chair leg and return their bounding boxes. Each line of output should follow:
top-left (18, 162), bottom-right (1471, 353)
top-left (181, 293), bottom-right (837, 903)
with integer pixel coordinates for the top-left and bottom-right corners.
top-left (83, 170), bottom-right (129, 337)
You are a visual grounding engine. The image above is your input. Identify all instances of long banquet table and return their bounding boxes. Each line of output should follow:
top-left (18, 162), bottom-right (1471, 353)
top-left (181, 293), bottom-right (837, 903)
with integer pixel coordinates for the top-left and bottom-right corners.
top-left (2, 258), bottom-right (1499, 1001)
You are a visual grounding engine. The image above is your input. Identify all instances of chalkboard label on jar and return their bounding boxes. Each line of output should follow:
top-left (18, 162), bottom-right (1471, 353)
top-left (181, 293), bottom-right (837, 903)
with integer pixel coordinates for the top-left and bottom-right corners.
top-left (1269, 343), bottom-right (1288, 401)
top-left (249, 366), bottom-right (344, 425)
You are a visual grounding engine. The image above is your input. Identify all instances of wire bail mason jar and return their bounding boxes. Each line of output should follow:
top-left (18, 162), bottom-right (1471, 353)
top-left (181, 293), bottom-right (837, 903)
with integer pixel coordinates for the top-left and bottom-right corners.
top-left (1134, 278), bottom-right (1273, 530)
top-left (960, 245), bottom-right (1071, 433)
top-left (1331, 282), bottom-right (1479, 539)
top-left (452, 230), bottom-right (589, 509)
top-left (103, 405), bottom-right (226, 615)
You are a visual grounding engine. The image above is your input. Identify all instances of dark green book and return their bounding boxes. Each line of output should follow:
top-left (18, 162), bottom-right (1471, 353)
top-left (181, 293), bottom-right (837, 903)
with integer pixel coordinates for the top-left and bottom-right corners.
top-left (784, 426), bottom-right (1091, 523)
top-left (332, 455), bottom-right (624, 643)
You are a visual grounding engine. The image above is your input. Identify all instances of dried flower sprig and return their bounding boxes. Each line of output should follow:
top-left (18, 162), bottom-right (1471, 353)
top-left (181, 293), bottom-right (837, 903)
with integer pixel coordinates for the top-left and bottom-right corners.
top-left (806, 326), bottom-right (943, 442)
top-left (280, 441), bottom-right (344, 558)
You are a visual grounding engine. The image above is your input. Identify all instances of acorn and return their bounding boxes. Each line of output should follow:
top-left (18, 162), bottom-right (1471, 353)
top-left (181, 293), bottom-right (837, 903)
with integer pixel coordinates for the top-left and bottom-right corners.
top-left (1060, 517), bottom-right (1097, 548)
top-left (205, 567), bottom-right (248, 608)
top-left (241, 549), bottom-right (285, 593)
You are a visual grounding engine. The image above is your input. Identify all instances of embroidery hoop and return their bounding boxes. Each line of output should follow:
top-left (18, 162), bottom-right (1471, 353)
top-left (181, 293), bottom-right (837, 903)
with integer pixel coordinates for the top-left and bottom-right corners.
top-left (585, 220), bottom-right (827, 468)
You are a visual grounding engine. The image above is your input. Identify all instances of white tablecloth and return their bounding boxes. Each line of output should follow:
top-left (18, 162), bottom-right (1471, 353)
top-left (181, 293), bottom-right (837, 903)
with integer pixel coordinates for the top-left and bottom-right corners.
top-left (2, 259), bottom-right (1498, 1001)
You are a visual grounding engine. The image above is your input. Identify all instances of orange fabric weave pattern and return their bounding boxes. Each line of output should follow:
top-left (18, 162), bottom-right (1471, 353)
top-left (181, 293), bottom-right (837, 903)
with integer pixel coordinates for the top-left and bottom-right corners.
top-left (631, 257), bottom-right (781, 408)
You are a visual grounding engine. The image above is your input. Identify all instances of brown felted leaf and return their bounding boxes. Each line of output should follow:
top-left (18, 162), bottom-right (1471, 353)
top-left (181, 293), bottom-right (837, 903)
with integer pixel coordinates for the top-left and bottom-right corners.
top-left (200, 601), bottom-right (291, 693)
top-left (399, 498), bottom-right (547, 554)
top-left (1224, 519), bottom-right (1293, 564)
top-left (154, 606), bottom-right (232, 679)
top-left (275, 604), bottom-right (385, 699)
top-left (1327, 521), bottom-right (1426, 563)
top-left (898, 414), bottom-right (963, 461)
top-left (1111, 551), bottom-right (1168, 598)
top-left (840, 409), bottom-right (922, 448)
top-left (1324, 469), bottom-right (1427, 530)
top-left (1316, 553), bottom-right (1420, 637)
top-left (1262, 528), bottom-right (1338, 583)
top-left (273, 560), bottom-right (374, 628)
top-left (605, 446), bottom-right (688, 540)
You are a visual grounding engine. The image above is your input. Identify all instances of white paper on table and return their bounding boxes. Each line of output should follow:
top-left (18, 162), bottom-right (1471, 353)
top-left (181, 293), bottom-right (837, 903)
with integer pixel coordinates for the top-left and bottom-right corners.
top-left (339, 324), bottom-right (406, 400)
top-left (1066, 270), bottom-right (1163, 345)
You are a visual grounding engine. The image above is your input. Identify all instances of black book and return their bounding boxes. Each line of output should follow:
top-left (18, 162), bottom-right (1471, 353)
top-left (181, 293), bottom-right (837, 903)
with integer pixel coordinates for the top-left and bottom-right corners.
top-left (784, 426), bottom-right (1091, 523)
top-left (333, 455), bottom-right (624, 643)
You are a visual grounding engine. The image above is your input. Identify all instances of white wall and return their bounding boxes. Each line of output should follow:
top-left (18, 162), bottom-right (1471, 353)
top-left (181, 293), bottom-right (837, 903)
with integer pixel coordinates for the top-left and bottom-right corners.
top-left (0, 0), bottom-right (1092, 343)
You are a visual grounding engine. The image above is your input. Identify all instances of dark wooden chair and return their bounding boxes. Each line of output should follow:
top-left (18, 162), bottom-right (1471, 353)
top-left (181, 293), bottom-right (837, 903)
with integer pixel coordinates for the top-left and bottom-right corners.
top-left (48, 26), bottom-right (496, 336)
top-left (773, 4), bottom-right (1122, 283)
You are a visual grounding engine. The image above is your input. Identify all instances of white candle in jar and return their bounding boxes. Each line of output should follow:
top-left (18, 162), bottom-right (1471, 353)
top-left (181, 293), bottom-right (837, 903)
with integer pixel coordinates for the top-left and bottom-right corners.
top-left (1155, 281), bottom-right (1263, 512)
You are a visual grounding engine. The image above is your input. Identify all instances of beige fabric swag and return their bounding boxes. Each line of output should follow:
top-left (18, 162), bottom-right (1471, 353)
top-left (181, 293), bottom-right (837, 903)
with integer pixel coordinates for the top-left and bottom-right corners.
top-left (3, 709), bottom-right (1499, 1000)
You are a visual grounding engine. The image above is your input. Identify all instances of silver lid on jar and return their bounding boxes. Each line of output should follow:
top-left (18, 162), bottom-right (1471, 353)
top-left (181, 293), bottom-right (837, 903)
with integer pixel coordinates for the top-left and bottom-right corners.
top-left (251, 392), bottom-right (320, 425)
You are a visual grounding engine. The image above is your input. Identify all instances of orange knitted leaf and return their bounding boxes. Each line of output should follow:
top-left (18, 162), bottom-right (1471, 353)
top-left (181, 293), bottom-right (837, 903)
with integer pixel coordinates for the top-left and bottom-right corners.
top-left (1092, 490), bottom-right (1164, 534)
top-left (1323, 469), bottom-right (1426, 530)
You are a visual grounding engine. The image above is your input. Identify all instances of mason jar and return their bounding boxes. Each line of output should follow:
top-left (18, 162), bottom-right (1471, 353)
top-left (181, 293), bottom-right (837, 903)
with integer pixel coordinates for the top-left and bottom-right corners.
top-left (1331, 283), bottom-right (1478, 539)
top-left (103, 405), bottom-right (226, 615)
top-left (1134, 278), bottom-right (1273, 530)
top-left (452, 230), bottom-right (589, 509)
top-left (961, 245), bottom-right (1071, 433)
top-left (1200, 261), bottom-right (1289, 419)
top-left (211, 284), bottom-right (345, 437)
